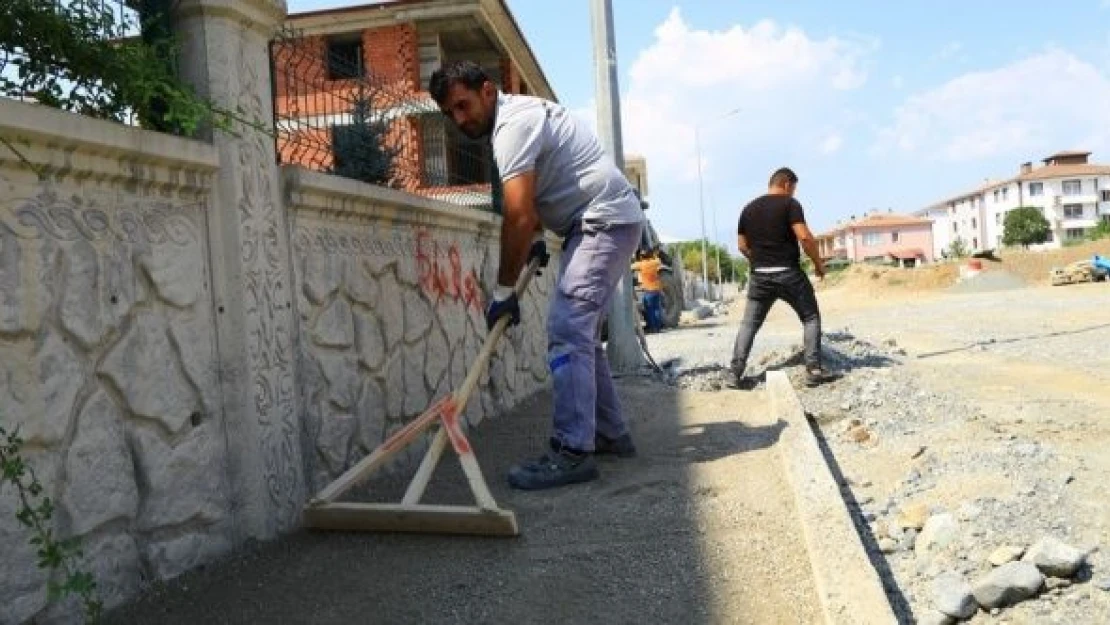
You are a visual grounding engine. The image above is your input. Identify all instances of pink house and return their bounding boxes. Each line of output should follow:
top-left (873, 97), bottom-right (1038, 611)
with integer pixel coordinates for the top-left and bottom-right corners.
top-left (817, 212), bottom-right (935, 267)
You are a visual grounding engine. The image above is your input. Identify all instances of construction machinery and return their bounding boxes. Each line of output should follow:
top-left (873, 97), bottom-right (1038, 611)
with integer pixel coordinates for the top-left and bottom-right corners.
top-left (1094, 254), bottom-right (1110, 281)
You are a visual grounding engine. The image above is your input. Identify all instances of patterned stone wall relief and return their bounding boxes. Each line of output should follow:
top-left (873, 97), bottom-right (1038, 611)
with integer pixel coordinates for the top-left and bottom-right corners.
top-left (290, 210), bottom-right (556, 492)
top-left (0, 184), bottom-right (229, 622)
top-left (234, 27), bottom-right (302, 531)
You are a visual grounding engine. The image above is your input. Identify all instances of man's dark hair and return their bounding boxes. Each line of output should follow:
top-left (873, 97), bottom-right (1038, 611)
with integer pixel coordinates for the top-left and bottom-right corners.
top-left (429, 61), bottom-right (492, 106)
top-left (769, 167), bottom-right (799, 188)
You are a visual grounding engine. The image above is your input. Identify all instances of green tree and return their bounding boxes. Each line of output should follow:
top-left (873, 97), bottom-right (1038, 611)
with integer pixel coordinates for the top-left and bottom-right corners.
top-left (948, 237), bottom-right (969, 258)
top-left (1002, 206), bottom-right (1051, 248)
top-left (332, 90), bottom-right (398, 186)
top-left (671, 240), bottom-right (739, 282)
top-left (1087, 219), bottom-right (1110, 242)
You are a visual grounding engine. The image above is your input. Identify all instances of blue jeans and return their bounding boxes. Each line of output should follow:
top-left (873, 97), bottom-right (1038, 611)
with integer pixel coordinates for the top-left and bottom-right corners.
top-left (642, 291), bottom-right (664, 331)
top-left (547, 220), bottom-right (643, 452)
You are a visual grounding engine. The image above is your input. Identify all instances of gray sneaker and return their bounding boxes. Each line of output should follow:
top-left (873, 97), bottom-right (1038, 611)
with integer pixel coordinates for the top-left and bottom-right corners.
top-left (507, 441), bottom-right (599, 491)
top-left (594, 433), bottom-right (637, 458)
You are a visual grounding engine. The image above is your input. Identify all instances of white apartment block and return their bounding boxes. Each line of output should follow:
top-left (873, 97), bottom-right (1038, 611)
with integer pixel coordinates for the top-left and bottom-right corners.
top-left (914, 151), bottom-right (1110, 257)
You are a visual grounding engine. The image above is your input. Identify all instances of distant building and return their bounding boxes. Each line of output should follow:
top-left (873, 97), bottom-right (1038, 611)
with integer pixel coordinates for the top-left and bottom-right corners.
top-left (914, 150), bottom-right (1110, 256)
top-left (816, 211), bottom-right (934, 267)
top-left (272, 0), bottom-right (555, 201)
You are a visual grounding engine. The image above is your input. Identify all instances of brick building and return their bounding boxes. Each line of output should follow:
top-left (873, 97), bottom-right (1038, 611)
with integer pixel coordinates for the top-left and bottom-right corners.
top-left (272, 0), bottom-right (556, 203)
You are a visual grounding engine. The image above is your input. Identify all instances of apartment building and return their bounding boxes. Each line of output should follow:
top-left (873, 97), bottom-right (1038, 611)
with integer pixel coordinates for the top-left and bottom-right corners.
top-left (914, 151), bottom-right (1110, 256)
top-left (272, 0), bottom-right (555, 201)
top-left (816, 211), bottom-right (934, 267)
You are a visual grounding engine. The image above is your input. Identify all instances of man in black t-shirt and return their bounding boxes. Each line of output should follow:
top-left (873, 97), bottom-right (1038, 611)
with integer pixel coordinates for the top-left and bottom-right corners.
top-left (730, 167), bottom-right (838, 388)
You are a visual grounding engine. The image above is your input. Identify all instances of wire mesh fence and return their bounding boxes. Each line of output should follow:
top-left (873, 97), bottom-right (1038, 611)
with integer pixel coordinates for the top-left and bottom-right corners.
top-left (270, 25), bottom-right (497, 212)
top-left (0, 0), bottom-right (145, 125)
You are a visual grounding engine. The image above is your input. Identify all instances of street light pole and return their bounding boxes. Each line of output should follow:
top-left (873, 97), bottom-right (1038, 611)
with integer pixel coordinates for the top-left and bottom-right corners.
top-left (711, 190), bottom-right (722, 292)
top-left (694, 125), bottom-right (709, 301)
top-left (590, 0), bottom-right (645, 374)
top-left (694, 107), bottom-right (742, 302)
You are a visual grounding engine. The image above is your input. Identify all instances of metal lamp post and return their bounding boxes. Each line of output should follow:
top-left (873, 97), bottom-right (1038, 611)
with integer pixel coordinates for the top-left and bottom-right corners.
top-left (694, 107), bottom-right (742, 301)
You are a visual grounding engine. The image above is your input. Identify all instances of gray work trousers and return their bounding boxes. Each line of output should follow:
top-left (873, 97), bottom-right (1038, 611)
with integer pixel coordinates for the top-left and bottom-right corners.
top-left (547, 220), bottom-right (643, 452)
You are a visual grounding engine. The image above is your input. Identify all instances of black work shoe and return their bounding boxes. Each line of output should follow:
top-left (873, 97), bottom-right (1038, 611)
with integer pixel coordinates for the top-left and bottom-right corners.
top-left (507, 443), bottom-right (599, 491)
top-left (594, 433), bottom-right (637, 458)
top-left (725, 374), bottom-right (758, 390)
top-left (805, 366), bottom-right (841, 387)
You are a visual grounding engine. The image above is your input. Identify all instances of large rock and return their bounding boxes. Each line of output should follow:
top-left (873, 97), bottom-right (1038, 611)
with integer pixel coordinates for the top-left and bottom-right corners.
top-left (1022, 537), bottom-right (1087, 578)
top-left (131, 424), bottom-right (226, 530)
top-left (61, 390), bottom-right (139, 535)
top-left (100, 311), bottom-right (198, 434)
top-left (0, 331), bottom-right (83, 446)
top-left (916, 513), bottom-right (959, 559)
top-left (896, 502), bottom-right (928, 530)
top-left (988, 545), bottom-right (1025, 567)
top-left (931, 571), bottom-right (978, 619)
top-left (312, 297), bottom-right (354, 348)
top-left (972, 562), bottom-right (1044, 609)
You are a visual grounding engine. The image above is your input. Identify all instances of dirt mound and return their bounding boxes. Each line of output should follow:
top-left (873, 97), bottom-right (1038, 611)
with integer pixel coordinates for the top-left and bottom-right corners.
top-left (818, 262), bottom-right (961, 295)
top-left (990, 239), bottom-right (1110, 285)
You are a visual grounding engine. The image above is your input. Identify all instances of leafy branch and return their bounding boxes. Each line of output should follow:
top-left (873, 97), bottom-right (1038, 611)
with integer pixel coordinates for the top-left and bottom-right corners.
top-left (0, 0), bottom-right (276, 178)
top-left (0, 425), bottom-right (103, 622)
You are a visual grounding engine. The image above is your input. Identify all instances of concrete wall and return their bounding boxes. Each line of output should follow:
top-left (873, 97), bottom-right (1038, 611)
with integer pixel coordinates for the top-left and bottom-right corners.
top-left (284, 166), bottom-right (555, 493)
top-left (0, 2), bottom-right (556, 619)
top-left (0, 99), bottom-right (231, 623)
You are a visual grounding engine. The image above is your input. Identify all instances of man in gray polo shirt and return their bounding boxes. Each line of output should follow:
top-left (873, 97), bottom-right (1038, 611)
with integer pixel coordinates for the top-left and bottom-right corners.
top-left (430, 60), bottom-right (644, 491)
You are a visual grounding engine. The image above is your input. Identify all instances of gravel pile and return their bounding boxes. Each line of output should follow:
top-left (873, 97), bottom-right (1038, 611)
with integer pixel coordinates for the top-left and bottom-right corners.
top-left (947, 269), bottom-right (1027, 295)
top-left (791, 332), bottom-right (1110, 623)
top-left (668, 328), bottom-right (907, 392)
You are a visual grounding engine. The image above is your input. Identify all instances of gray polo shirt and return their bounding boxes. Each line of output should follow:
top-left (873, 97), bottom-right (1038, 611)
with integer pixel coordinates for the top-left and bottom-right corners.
top-left (491, 92), bottom-right (644, 237)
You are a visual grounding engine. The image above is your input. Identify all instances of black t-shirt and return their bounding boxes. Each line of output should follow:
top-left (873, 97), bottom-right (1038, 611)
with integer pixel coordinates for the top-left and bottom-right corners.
top-left (737, 194), bottom-right (807, 269)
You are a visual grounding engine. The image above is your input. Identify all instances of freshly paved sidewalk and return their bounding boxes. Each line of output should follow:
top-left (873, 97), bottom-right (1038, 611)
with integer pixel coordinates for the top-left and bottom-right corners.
top-left (106, 378), bottom-right (821, 625)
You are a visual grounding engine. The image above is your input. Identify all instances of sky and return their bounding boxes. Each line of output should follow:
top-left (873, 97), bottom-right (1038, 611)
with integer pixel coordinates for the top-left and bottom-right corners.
top-left (288, 0), bottom-right (1110, 252)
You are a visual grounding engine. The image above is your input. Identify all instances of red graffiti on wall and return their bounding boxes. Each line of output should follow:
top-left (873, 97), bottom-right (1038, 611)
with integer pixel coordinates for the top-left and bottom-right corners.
top-left (415, 229), bottom-right (484, 311)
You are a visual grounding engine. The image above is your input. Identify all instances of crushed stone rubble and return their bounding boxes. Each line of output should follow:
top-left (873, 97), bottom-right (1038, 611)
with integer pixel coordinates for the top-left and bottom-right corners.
top-left (666, 326), bottom-right (1108, 622)
top-left (796, 331), bottom-right (1107, 623)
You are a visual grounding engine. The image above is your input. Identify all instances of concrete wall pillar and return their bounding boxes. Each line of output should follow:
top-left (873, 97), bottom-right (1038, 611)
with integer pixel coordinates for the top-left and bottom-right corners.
top-left (172, 0), bottom-right (306, 539)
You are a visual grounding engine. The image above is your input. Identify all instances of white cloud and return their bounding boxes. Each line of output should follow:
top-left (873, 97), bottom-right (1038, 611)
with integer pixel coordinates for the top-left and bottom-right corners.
top-left (618, 8), bottom-right (874, 185)
top-left (820, 133), bottom-right (843, 154)
top-left (873, 49), bottom-right (1110, 162)
top-left (936, 41), bottom-right (963, 61)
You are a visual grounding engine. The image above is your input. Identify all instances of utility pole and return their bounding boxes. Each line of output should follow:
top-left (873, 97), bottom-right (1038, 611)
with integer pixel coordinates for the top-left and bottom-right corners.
top-left (694, 126), bottom-right (710, 301)
top-left (694, 107), bottom-right (741, 302)
top-left (590, 0), bottom-right (645, 373)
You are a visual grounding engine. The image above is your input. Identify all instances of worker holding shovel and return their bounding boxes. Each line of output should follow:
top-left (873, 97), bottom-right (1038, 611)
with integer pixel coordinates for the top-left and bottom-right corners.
top-left (430, 61), bottom-right (645, 491)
